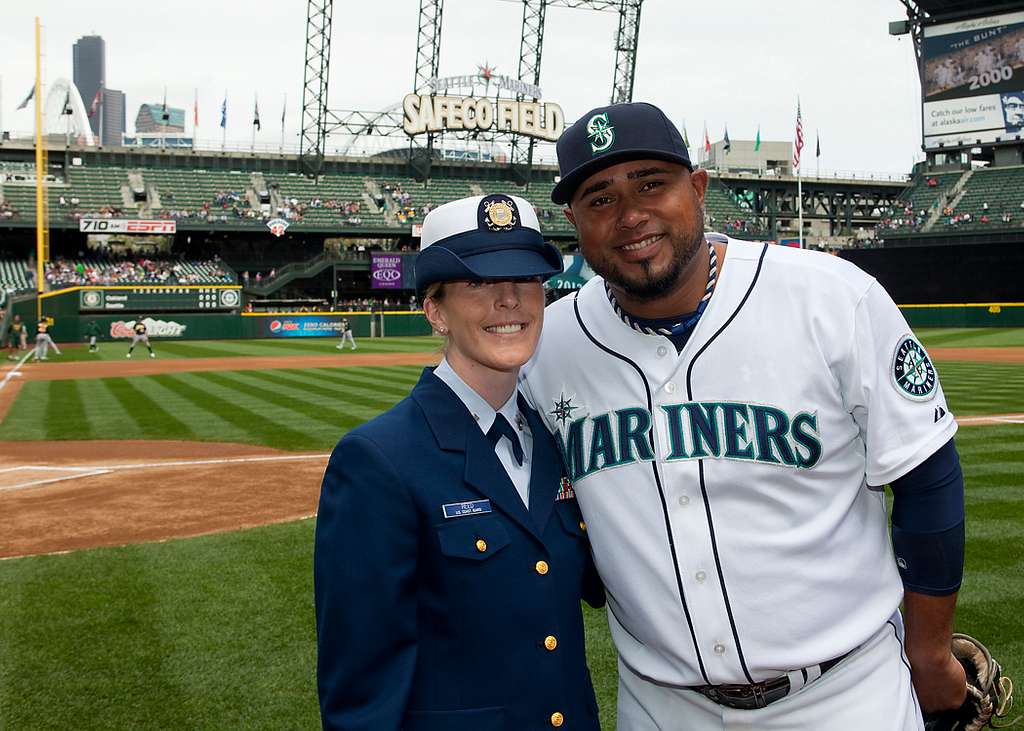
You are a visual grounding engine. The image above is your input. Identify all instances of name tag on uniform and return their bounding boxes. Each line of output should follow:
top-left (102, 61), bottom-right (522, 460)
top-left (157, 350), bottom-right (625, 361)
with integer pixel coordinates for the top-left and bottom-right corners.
top-left (442, 499), bottom-right (492, 519)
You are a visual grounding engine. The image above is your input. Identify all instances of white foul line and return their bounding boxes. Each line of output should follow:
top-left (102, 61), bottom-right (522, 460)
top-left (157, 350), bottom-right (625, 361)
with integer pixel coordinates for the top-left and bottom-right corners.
top-left (957, 413), bottom-right (1024, 425)
top-left (0, 351), bottom-right (32, 391)
top-left (0, 453), bottom-right (330, 492)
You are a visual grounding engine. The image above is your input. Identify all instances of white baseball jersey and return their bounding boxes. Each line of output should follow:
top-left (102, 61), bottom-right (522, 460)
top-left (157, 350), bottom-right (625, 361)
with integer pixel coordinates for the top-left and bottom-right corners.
top-left (521, 237), bottom-right (957, 688)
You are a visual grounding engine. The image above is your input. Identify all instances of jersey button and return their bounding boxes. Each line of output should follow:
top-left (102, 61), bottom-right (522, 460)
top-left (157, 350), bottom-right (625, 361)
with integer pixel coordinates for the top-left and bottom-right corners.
top-left (535, 560), bottom-right (549, 575)
top-left (657, 346), bottom-right (668, 357)
top-left (664, 382), bottom-right (677, 394)
top-left (695, 570), bottom-right (707, 583)
top-left (713, 643), bottom-right (726, 655)
top-left (678, 495), bottom-right (690, 506)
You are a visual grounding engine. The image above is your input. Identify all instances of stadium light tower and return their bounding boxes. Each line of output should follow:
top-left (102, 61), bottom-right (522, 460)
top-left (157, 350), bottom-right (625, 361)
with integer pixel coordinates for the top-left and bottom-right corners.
top-left (300, 0), bottom-right (332, 179)
top-left (409, 0), bottom-right (445, 179)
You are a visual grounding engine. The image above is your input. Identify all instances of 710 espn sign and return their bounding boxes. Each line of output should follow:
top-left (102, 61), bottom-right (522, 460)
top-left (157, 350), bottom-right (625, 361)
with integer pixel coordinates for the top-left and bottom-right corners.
top-left (79, 219), bottom-right (177, 234)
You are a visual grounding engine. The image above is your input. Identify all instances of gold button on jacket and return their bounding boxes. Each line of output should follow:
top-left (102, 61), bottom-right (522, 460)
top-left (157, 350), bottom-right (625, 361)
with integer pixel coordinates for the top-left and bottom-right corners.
top-left (475, 538), bottom-right (487, 553)
top-left (544, 635), bottom-right (558, 651)
top-left (535, 560), bottom-right (549, 575)
top-left (550, 711), bottom-right (564, 727)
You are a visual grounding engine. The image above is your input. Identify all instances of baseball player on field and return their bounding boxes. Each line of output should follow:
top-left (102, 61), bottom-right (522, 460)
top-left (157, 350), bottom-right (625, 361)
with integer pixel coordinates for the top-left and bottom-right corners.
top-left (336, 317), bottom-right (356, 350)
top-left (126, 315), bottom-right (155, 359)
top-left (84, 319), bottom-right (101, 353)
top-left (520, 102), bottom-right (968, 729)
top-left (5, 314), bottom-right (27, 360)
top-left (33, 316), bottom-right (61, 361)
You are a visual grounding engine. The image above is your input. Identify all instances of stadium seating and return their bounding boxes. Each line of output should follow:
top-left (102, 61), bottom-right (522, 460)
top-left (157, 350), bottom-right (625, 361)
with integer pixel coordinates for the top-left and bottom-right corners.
top-left (937, 166), bottom-right (1024, 232)
top-left (877, 172), bottom-right (962, 233)
top-left (0, 259), bottom-right (32, 292)
top-left (44, 257), bottom-right (236, 288)
top-left (704, 182), bottom-right (770, 240)
top-left (877, 166), bottom-right (1024, 236)
top-left (0, 163), bottom-right (765, 239)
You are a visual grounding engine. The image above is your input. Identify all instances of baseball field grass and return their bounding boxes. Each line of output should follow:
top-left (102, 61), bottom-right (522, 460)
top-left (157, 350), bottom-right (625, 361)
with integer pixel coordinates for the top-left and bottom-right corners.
top-left (38, 334), bottom-right (442, 362)
top-left (0, 329), bottom-right (1021, 729)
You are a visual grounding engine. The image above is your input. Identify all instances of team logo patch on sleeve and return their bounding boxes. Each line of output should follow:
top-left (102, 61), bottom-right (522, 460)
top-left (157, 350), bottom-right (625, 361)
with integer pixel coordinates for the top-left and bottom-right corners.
top-left (891, 335), bottom-right (937, 401)
top-left (555, 477), bottom-right (576, 501)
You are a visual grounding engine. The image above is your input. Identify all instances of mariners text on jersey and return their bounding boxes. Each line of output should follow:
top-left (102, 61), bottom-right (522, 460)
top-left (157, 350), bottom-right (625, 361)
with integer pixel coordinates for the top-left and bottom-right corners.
top-left (554, 400), bottom-right (822, 482)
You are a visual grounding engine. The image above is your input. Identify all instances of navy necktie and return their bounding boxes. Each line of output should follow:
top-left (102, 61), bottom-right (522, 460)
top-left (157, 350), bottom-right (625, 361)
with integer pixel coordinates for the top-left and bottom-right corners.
top-left (487, 413), bottom-right (524, 466)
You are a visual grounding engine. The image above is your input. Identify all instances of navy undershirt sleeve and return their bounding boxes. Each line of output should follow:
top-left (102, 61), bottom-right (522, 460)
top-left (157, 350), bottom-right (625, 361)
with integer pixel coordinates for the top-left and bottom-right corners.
top-left (889, 438), bottom-right (965, 596)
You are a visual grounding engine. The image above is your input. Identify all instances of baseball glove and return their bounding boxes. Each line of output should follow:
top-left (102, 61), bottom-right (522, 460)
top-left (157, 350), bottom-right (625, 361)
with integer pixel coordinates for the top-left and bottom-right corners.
top-left (923, 633), bottom-right (1017, 731)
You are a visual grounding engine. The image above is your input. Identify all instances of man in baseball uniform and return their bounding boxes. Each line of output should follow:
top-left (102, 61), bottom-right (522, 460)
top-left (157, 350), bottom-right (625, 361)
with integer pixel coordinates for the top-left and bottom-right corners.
top-left (127, 315), bottom-right (155, 359)
top-left (84, 319), bottom-right (101, 353)
top-left (33, 316), bottom-right (61, 361)
top-left (5, 314), bottom-right (27, 360)
top-left (336, 317), bottom-right (356, 350)
top-left (521, 102), bottom-right (967, 729)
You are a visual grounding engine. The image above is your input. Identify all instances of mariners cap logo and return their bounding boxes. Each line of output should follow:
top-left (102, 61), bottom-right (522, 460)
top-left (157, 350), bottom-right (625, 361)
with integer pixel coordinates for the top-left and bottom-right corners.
top-left (891, 335), bottom-right (937, 401)
top-left (482, 198), bottom-right (517, 231)
top-left (586, 112), bottom-right (615, 154)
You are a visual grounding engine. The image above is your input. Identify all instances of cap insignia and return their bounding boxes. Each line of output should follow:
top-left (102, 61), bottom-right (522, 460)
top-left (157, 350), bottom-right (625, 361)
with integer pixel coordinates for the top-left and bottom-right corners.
top-left (587, 112), bottom-right (615, 154)
top-left (484, 199), bottom-right (517, 231)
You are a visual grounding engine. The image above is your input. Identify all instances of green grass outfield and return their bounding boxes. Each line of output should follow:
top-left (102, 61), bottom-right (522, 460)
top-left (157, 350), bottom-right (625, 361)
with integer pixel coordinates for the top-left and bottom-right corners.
top-left (36, 335), bottom-right (444, 362)
top-left (0, 329), bottom-right (1022, 728)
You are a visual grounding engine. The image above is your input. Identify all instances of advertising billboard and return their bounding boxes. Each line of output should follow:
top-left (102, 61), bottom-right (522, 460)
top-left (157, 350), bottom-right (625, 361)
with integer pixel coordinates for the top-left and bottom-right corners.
top-left (264, 316), bottom-right (346, 337)
top-left (79, 219), bottom-right (177, 234)
top-left (922, 10), bottom-right (1024, 149)
top-left (370, 253), bottom-right (404, 290)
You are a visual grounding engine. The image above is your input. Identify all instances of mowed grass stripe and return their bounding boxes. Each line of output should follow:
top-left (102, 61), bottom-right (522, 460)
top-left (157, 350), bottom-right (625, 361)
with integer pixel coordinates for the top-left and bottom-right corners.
top-left (0, 381), bottom-right (49, 440)
top-left (936, 361), bottom-right (1024, 414)
top-left (233, 370), bottom-right (409, 418)
top-left (194, 371), bottom-right (377, 432)
top-left (2, 545), bottom-right (194, 728)
top-left (918, 328), bottom-right (1024, 349)
top-left (152, 372), bottom-right (314, 449)
top-left (302, 366), bottom-right (423, 397)
top-left (45, 380), bottom-right (89, 440)
top-left (100, 378), bottom-right (196, 441)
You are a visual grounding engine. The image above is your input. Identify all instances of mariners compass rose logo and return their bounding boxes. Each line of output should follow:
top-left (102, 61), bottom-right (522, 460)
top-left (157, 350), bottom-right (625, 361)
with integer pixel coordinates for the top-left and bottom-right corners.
top-left (550, 393), bottom-right (580, 426)
top-left (891, 335), bottom-right (937, 401)
top-left (586, 112), bottom-right (615, 154)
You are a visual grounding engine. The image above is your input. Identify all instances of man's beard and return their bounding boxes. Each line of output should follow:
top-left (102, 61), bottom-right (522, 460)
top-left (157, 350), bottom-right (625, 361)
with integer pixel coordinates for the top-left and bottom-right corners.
top-left (591, 225), bottom-right (705, 302)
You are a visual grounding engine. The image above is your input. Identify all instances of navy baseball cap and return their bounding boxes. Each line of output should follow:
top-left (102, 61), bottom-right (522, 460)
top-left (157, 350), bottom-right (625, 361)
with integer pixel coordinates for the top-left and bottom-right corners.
top-left (551, 102), bottom-right (692, 205)
top-left (414, 194), bottom-right (563, 296)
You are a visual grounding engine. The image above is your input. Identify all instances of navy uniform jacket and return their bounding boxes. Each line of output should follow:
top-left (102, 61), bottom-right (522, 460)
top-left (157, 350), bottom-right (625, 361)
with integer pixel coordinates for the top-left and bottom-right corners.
top-left (315, 368), bottom-right (604, 731)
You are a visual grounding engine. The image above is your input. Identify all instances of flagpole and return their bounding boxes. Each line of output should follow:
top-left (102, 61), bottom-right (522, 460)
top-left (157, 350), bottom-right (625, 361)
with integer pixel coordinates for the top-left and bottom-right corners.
top-left (221, 90), bottom-right (226, 151)
top-left (798, 167), bottom-right (803, 249)
top-left (280, 93), bottom-right (286, 154)
top-left (251, 93), bottom-right (256, 153)
top-left (816, 130), bottom-right (820, 180)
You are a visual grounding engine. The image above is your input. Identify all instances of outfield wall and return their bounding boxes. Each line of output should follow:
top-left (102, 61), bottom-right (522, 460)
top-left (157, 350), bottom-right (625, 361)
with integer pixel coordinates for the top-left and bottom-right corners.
top-left (35, 288), bottom-right (432, 341)
top-left (31, 287), bottom-right (1022, 342)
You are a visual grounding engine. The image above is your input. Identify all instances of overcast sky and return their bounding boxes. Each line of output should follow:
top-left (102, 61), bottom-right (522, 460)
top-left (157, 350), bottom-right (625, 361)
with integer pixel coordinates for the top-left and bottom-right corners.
top-left (1, 0), bottom-right (924, 176)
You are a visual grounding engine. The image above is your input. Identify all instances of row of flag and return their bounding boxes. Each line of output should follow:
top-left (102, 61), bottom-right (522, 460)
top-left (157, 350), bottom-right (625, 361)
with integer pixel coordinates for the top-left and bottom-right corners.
top-left (682, 103), bottom-right (821, 171)
top-left (202, 93), bottom-right (283, 131)
top-left (14, 82), bottom-right (283, 132)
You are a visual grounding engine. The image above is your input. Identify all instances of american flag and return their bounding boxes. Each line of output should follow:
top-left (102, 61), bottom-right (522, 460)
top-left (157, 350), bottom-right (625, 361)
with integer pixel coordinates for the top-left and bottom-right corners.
top-left (793, 100), bottom-right (804, 171)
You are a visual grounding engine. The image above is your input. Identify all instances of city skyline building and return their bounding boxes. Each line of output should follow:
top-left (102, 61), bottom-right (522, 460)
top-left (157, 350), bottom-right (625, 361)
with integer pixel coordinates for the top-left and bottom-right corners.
top-left (72, 34), bottom-right (104, 138)
top-left (135, 104), bottom-right (185, 134)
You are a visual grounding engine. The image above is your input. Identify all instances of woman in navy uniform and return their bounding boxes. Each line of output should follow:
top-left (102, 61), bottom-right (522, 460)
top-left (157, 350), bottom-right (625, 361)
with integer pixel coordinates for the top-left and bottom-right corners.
top-left (315, 194), bottom-right (603, 731)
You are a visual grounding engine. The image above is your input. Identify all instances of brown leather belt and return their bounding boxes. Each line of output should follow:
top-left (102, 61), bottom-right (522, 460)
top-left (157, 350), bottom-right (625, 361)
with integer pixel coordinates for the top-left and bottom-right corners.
top-left (690, 650), bottom-right (853, 710)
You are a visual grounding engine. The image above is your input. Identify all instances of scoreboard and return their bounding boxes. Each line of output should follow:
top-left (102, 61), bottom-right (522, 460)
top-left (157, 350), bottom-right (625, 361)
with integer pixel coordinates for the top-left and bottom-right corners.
top-left (79, 286), bottom-right (242, 312)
